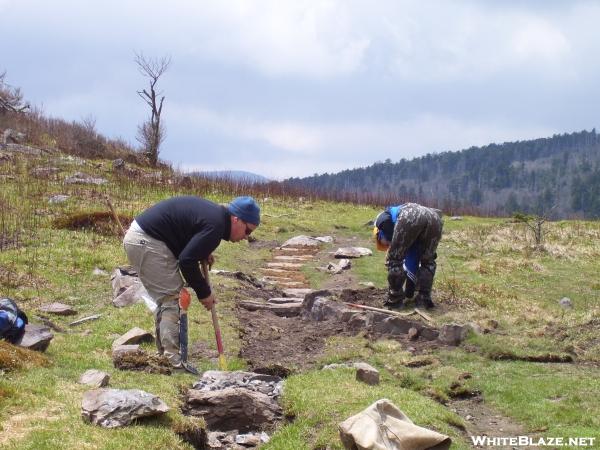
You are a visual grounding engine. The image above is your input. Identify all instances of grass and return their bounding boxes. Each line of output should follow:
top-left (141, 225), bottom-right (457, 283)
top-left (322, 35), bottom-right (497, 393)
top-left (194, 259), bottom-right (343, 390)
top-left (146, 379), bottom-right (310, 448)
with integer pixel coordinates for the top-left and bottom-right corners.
top-left (2, 149), bottom-right (600, 448)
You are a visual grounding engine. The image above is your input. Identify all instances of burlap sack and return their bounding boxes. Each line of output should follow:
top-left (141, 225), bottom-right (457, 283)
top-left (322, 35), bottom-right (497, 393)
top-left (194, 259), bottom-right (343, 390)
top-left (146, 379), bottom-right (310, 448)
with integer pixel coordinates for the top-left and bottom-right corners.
top-left (339, 398), bottom-right (451, 450)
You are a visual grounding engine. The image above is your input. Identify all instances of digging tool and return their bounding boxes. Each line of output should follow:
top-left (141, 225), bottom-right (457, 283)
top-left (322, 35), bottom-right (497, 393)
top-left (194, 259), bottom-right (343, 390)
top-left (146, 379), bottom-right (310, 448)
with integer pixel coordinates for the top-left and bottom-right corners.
top-left (201, 260), bottom-right (228, 371)
top-left (105, 195), bottom-right (125, 237)
top-left (179, 287), bottom-right (192, 362)
top-left (178, 287), bottom-right (200, 375)
top-left (344, 302), bottom-right (434, 323)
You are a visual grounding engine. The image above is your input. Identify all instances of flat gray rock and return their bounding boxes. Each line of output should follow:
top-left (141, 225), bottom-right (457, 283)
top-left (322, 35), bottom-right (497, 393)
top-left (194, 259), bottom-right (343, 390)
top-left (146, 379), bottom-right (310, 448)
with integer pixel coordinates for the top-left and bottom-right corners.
top-left (282, 288), bottom-right (314, 297)
top-left (81, 388), bottom-right (169, 428)
top-left (355, 362), bottom-right (380, 385)
top-left (238, 301), bottom-right (302, 317)
top-left (112, 282), bottom-right (147, 308)
top-left (16, 324), bottom-right (54, 352)
top-left (48, 194), bottom-right (70, 204)
top-left (334, 247), bottom-right (372, 258)
top-left (38, 302), bottom-right (77, 316)
top-left (438, 323), bottom-right (470, 346)
top-left (112, 327), bottom-right (153, 349)
top-left (79, 370), bottom-right (110, 388)
top-left (281, 235), bottom-right (322, 247)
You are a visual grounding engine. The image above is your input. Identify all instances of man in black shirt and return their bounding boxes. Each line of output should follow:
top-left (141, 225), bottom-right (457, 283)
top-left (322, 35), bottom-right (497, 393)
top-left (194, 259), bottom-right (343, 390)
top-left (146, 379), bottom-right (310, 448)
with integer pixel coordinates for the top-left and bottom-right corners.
top-left (123, 195), bottom-right (260, 371)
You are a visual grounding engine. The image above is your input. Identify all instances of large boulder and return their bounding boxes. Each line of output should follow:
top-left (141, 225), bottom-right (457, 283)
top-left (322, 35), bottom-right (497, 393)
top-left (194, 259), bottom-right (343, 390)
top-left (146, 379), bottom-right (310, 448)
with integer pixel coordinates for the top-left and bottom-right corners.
top-left (81, 388), bottom-right (169, 428)
top-left (183, 388), bottom-right (282, 432)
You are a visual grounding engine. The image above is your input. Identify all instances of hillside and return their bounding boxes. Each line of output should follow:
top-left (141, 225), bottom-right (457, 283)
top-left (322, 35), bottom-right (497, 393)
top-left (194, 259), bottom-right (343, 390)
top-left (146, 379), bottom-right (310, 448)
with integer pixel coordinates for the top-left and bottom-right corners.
top-left (1, 130), bottom-right (600, 449)
top-left (285, 129), bottom-right (600, 218)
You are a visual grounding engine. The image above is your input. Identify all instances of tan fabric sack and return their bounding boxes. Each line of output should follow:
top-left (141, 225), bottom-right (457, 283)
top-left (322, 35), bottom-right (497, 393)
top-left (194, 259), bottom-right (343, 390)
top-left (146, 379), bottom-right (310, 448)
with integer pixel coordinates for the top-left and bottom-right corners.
top-left (339, 398), bottom-right (451, 450)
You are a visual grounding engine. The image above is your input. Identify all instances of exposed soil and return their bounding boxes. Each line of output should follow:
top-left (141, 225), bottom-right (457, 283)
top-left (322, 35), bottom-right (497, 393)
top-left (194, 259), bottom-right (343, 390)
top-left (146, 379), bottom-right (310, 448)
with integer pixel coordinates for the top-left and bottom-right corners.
top-left (449, 397), bottom-right (531, 449)
top-left (232, 236), bottom-right (533, 447)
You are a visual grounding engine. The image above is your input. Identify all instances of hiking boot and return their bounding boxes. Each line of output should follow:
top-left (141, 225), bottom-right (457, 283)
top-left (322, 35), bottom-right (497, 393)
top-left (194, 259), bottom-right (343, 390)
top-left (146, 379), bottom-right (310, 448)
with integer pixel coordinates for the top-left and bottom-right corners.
top-left (404, 279), bottom-right (416, 299)
top-left (415, 293), bottom-right (435, 310)
top-left (384, 291), bottom-right (405, 309)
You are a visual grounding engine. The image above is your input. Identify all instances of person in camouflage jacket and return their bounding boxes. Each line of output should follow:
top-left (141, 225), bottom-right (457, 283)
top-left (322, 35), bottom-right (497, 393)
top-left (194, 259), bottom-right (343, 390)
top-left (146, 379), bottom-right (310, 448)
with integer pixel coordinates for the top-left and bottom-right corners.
top-left (373, 203), bottom-right (443, 309)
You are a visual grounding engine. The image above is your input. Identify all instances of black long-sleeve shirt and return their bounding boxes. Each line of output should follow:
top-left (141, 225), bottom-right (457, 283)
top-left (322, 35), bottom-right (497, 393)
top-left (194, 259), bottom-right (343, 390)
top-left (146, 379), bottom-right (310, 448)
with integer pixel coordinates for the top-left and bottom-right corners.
top-left (135, 196), bottom-right (231, 299)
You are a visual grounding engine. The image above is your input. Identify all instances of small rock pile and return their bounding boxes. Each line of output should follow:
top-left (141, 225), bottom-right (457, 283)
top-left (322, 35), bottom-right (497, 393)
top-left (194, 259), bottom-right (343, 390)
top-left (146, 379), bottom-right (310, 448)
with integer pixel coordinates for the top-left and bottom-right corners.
top-left (183, 370), bottom-right (284, 449)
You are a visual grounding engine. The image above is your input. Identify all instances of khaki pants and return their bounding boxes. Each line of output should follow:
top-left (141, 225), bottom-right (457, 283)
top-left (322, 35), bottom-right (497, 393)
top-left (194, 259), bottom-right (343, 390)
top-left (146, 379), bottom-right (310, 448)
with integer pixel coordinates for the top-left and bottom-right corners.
top-left (123, 223), bottom-right (184, 366)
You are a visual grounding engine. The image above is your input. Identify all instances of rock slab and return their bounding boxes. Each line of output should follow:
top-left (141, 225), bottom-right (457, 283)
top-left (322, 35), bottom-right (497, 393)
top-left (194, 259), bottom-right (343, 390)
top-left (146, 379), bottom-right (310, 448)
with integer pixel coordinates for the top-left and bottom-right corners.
top-left (17, 324), bottom-right (54, 352)
top-left (112, 327), bottom-right (153, 349)
top-left (79, 370), bottom-right (110, 388)
top-left (81, 388), bottom-right (169, 428)
top-left (39, 302), bottom-right (77, 316)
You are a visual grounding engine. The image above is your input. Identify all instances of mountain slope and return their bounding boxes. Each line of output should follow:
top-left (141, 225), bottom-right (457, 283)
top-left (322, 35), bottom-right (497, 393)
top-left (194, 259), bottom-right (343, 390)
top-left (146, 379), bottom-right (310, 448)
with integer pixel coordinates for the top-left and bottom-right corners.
top-left (285, 129), bottom-right (600, 218)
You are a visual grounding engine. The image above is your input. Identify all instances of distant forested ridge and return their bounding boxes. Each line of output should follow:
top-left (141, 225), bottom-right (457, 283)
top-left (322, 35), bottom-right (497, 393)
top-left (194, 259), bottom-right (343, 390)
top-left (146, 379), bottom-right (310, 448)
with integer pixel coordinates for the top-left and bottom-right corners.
top-left (285, 129), bottom-right (600, 218)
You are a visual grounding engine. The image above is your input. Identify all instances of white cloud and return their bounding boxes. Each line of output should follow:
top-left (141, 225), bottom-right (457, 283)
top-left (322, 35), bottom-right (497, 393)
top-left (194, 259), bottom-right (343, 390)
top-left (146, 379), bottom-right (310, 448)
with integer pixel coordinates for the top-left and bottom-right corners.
top-left (170, 104), bottom-right (555, 179)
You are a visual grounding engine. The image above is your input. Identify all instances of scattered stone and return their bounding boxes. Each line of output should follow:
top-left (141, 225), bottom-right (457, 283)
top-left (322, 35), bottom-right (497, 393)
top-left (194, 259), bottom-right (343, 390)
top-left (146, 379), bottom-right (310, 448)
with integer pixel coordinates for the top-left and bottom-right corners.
top-left (38, 302), bottom-right (77, 316)
top-left (81, 388), bottom-right (169, 428)
top-left (112, 327), bottom-right (154, 349)
top-left (79, 369), bottom-right (110, 388)
top-left (183, 371), bottom-right (283, 432)
top-left (69, 314), bottom-right (102, 326)
top-left (64, 172), bottom-right (107, 185)
top-left (359, 281), bottom-right (375, 288)
top-left (315, 236), bottom-right (334, 243)
top-left (48, 194), bottom-right (70, 204)
top-left (559, 297), bottom-right (573, 309)
top-left (16, 324), bottom-right (54, 352)
top-left (2, 128), bottom-right (26, 144)
top-left (113, 282), bottom-right (148, 307)
top-left (112, 158), bottom-right (125, 169)
top-left (450, 216), bottom-right (463, 221)
top-left (31, 167), bottom-right (60, 178)
top-left (438, 323), bottom-right (470, 346)
top-left (355, 362), bottom-right (380, 385)
top-left (92, 267), bottom-right (108, 276)
top-left (334, 247), bottom-right (372, 258)
top-left (3, 143), bottom-right (42, 156)
top-left (326, 258), bottom-right (351, 274)
top-left (408, 327), bottom-right (419, 340)
top-left (281, 235), bottom-right (322, 247)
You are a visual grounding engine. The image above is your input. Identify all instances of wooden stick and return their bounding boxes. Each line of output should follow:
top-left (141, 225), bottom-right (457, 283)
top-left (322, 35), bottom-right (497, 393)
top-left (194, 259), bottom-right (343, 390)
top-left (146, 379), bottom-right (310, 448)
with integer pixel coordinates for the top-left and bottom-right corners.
top-left (105, 195), bottom-right (125, 237)
top-left (202, 261), bottom-right (228, 371)
top-left (344, 302), bottom-right (417, 317)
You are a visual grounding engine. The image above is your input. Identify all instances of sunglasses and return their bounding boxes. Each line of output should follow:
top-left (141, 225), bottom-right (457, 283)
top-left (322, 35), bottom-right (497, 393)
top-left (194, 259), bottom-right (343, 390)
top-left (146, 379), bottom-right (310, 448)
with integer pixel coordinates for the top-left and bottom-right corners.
top-left (242, 220), bottom-right (254, 236)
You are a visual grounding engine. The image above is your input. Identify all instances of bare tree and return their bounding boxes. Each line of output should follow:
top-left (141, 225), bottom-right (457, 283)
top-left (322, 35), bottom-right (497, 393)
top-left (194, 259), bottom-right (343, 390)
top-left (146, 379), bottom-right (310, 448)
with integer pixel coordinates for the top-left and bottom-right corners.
top-left (0, 71), bottom-right (29, 114)
top-left (134, 53), bottom-right (171, 166)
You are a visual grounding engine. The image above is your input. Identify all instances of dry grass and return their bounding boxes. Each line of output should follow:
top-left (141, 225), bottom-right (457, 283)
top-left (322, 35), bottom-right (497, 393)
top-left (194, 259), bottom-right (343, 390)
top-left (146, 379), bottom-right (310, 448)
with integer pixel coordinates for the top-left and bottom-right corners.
top-left (0, 340), bottom-right (50, 371)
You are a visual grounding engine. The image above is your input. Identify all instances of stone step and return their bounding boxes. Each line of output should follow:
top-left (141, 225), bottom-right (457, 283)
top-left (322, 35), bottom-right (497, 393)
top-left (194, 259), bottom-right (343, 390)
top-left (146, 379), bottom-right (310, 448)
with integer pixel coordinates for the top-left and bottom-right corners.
top-left (273, 255), bottom-right (313, 261)
top-left (238, 301), bottom-right (302, 317)
top-left (267, 297), bottom-right (304, 304)
top-left (282, 288), bottom-right (314, 297)
top-left (266, 262), bottom-right (303, 269)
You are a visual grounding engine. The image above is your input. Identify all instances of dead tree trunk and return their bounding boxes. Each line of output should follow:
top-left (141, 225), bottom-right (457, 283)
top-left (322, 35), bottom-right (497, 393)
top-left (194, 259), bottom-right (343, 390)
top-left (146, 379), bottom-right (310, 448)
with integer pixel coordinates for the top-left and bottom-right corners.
top-left (134, 53), bottom-right (170, 167)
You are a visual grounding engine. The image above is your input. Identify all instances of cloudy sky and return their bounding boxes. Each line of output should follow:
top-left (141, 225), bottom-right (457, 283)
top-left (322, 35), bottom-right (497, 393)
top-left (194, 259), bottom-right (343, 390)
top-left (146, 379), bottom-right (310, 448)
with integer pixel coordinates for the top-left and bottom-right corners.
top-left (2, 1), bottom-right (599, 179)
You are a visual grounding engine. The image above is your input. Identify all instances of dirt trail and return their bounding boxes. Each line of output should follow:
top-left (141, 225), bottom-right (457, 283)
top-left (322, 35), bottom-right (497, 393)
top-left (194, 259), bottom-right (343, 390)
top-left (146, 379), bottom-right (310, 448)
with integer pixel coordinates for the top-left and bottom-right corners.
top-left (236, 236), bottom-right (531, 447)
